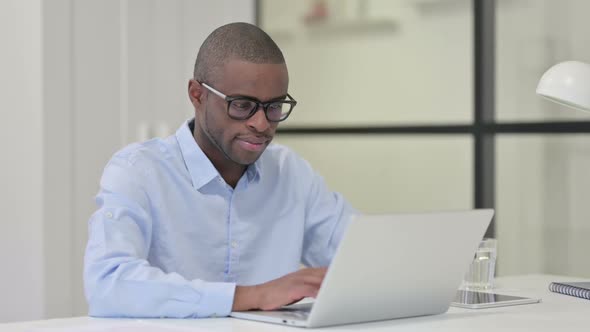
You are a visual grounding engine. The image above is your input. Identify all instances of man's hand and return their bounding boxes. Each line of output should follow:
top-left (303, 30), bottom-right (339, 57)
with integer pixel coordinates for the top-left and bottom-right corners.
top-left (232, 267), bottom-right (327, 311)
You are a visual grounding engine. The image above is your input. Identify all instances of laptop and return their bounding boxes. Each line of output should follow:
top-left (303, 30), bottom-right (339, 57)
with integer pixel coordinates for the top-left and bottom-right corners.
top-left (230, 209), bottom-right (494, 328)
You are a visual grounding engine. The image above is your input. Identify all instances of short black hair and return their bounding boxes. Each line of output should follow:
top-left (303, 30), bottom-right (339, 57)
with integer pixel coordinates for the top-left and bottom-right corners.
top-left (193, 22), bottom-right (285, 84)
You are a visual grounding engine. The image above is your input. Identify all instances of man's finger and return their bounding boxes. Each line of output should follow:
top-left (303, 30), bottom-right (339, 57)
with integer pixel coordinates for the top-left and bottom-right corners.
top-left (294, 284), bottom-right (319, 299)
top-left (301, 275), bottom-right (324, 286)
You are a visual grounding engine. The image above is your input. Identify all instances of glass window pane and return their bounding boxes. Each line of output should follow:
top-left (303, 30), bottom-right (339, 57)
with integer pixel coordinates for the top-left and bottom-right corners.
top-left (497, 135), bottom-right (590, 278)
top-left (496, 0), bottom-right (590, 122)
top-left (275, 135), bottom-right (473, 213)
top-left (261, 0), bottom-right (473, 126)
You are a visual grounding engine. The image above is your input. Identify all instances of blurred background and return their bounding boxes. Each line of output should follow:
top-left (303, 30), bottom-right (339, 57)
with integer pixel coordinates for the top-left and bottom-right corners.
top-left (1, 0), bottom-right (590, 323)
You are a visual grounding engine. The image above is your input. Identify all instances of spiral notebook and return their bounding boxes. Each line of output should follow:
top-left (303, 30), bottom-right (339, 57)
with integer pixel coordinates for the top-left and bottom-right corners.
top-left (548, 281), bottom-right (590, 300)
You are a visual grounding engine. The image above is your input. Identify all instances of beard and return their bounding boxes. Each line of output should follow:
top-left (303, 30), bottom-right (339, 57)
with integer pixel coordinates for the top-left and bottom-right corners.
top-left (201, 105), bottom-right (270, 166)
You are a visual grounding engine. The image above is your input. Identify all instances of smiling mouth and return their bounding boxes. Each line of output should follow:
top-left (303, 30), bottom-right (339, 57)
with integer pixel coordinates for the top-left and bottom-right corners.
top-left (240, 139), bottom-right (267, 145)
top-left (236, 134), bottom-right (272, 144)
top-left (236, 138), bottom-right (269, 152)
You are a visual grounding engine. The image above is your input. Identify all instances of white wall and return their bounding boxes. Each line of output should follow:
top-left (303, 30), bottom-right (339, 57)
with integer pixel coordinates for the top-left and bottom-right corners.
top-left (0, 0), bottom-right (255, 322)
top-left (42, 0), bottom-right (74, 319)
top-left (0, 0), bottom-right (45, 322)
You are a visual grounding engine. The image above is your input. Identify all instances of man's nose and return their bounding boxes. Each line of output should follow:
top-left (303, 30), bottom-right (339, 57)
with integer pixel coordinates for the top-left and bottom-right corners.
top-left (246, 105), bottom-right (271, 132)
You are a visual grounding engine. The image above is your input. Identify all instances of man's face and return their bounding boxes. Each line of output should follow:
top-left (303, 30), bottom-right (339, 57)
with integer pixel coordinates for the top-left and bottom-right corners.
top-left (195, 59), bottom-right (289, 166)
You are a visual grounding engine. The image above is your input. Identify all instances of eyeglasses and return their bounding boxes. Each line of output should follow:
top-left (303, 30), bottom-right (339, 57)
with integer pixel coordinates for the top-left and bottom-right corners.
top-left (200, 82), bottom-right (297, 122)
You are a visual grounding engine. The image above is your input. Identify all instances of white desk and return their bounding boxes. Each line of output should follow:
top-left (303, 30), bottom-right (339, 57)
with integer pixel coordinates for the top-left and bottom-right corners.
top-left (2, 274), bottom-right (589, 331)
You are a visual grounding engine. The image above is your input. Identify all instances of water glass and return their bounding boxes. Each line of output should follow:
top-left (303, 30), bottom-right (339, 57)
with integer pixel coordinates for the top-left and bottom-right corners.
top-left (462, 238), bottom-right (497, 290)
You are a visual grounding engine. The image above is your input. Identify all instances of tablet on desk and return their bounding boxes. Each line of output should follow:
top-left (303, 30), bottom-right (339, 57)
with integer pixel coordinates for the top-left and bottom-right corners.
top-left (451, 290), bottom-right (541, 309)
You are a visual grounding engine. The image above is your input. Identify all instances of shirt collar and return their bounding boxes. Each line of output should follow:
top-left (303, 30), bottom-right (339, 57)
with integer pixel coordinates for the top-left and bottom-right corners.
top-left (246, 157), bottom-right (262, 184)
top-left (175, 119), bottom-right (262, 190)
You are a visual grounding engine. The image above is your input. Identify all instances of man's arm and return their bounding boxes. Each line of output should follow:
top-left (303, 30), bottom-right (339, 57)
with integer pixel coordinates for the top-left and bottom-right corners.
top-left (300, 161), bottom-right (357, 268)
top-left (86, 198), bottom-right (325, 317)
top-left (84, 155), bottom-right (235, 318)
top-left (233, 267), bottom-right (327, 311)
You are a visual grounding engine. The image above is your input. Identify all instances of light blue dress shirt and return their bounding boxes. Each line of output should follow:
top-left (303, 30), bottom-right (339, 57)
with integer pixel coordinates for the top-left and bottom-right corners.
top-left (84, 119), bottom-right (354, 318)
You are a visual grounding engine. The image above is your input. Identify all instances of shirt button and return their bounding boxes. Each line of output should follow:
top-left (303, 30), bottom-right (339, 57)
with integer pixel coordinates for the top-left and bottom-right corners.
top-left (211, 313), bottom-right (217, 318)
top-left (231, 241), bottom-right (238, 249)
top-left (105, 212), bottom-right (113, 218)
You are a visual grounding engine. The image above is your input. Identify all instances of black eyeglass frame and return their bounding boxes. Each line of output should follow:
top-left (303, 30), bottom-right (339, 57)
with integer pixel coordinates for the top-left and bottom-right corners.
top-left (200, 82), bottom-right (297, 122)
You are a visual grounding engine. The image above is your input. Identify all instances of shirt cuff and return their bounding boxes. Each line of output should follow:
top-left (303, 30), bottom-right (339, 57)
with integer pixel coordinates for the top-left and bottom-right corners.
top-left (192, 280), bottom-right (236, 317)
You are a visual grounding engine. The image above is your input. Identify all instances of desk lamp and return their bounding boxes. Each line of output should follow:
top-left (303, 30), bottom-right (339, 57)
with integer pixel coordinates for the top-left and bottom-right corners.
top-left (536, 61), bottom-right (590, 112)
top-left (535, 61), bottom-right (590, 302)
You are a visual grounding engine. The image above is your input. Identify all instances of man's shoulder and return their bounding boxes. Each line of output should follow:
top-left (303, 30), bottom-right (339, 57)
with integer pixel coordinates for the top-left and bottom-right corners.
top-left (261, 143), bottom-right (314, 174)
top-left (108, 136), bottom-right (179, 171)
top-left (263, 142), bottom-right (299, 162)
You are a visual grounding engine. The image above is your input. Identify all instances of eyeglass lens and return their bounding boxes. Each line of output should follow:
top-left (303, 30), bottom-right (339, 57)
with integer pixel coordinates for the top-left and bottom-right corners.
top-left (228, 99), bottom-right (292, 121)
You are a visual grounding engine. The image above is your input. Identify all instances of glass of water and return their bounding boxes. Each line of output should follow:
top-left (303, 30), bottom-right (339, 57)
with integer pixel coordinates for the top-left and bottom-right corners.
top-left (461, 238), bottom-right (497, 290)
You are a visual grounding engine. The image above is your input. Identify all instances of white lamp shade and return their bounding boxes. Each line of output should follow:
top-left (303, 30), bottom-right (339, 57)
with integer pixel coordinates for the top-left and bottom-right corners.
top-left (536, 61), bottom-right (590, 112)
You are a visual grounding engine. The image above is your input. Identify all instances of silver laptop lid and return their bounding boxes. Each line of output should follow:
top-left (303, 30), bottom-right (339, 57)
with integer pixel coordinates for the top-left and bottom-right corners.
top-left (307, 209), bottom-right (494, 327)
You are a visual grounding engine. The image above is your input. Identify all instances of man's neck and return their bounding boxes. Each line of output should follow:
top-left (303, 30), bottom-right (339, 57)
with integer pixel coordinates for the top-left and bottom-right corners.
top-left (190, 120), bottom-right (245, 188)
top-left (207, 151), bottom-right (245, 188)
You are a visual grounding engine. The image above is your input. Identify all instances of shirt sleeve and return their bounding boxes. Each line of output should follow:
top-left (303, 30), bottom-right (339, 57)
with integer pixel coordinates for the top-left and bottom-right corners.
top-left (300, 160), bottom-right (358, 267)
top-left (84, 154), bottom-right (235, 318)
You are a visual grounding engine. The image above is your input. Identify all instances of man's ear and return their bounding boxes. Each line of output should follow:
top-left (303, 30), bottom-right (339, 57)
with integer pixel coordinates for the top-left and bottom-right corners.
top-left (188, 79), bottom-right (204, 108)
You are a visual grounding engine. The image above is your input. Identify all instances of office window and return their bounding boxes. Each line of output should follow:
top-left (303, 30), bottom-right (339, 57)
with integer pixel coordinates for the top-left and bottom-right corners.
top-left (496, 136), bottom-right (590, 278)
top-left (262, 0), bottom-right (474, 215)
top-left (276, 136), bottom-right (473, 213)
top-left (260, 0), bottom-right (590, 279)
top-left (496, 0), bottom-right (590, 122)
top-left (494, 0), bottom-right (590, 278)
top-left (261, 0), bottom-right (473, 126)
